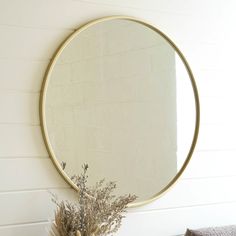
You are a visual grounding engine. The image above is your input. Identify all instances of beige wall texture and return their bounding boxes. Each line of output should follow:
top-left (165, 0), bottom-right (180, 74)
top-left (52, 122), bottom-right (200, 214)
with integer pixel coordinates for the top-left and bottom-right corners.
top-left (0, 0), bottom-right (236, 235)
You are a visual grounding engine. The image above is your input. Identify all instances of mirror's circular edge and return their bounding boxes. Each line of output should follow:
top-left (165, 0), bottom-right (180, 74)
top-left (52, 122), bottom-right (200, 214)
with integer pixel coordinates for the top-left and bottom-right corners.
top-left (39, 15), bottom-right (200, 208)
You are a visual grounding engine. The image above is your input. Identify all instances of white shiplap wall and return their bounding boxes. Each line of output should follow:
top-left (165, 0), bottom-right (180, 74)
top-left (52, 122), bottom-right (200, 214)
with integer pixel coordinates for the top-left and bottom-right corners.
top-left (1, 0), bottom-right (236, 235)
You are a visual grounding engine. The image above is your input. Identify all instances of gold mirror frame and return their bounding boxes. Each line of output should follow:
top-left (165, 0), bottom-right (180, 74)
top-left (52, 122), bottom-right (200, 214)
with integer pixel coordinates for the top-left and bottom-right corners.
top-left (40, 15), bottom-right (200, 208)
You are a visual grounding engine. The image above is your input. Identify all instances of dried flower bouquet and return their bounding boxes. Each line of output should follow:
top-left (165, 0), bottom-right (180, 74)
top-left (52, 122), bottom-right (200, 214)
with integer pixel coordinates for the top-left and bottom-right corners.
top-left (49, 164), bottom-right (137, 236)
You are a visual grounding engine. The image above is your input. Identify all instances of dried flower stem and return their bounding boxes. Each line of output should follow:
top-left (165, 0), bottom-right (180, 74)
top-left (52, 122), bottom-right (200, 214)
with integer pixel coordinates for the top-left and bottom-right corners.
top-left (51, 164), bottom-right (137, 236)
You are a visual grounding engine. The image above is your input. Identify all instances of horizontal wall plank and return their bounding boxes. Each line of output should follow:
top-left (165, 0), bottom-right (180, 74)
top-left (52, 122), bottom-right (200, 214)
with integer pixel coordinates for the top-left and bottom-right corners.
top-left (0, 58), bottom-right (229, 97)
top-left (0, 92), bottom-right (39, 125)
top-left (189, 124), bottom-right (236, 151)
top-left (1, 150), bottom-right (235, 193)
top-left (183, 150), bottom-right (236, 178)
top-left (194, 68), bottom-right (236, 97)
top-left (0, 0), bottom-right (78, 29)
top-left (0, 59), bottom-right (47, 92)
top-left (130, 176), bottom-right (236, 212)
top-left (0, 23), bottom-right (218, 64)
top-left (0, 53), bottom-right (225, 98)
top-left (0, 26), bottom-right (72, 60)
top-left (0, 9), bottom-right (224, 64)
top-left (0, 158), bottom-right (68, 191)
top-left (0, 123), bottom-right (233, 158)
top-left (1, 145), bottom-right (234, 191)
top-left (0, 189), bottom-right (76, 227)
top-left (0, 123), bottom-right (234, 159)
top-left (0, 0), bottom-right (148, 29)
top-left (0, 125), bottom-right (47, 157)
top-left (0, 222), bottom-right (50, 236)
top-left (200, 97), bottom-right (234, 125)
top-left (119, 202), bottom-right (236, 236)
top-left (73, 0), bottom-right (222, 16)
top-left (176, 123), bottom-right (236, 152)
top-left (0, 0), bottom-right (222, 36)
top-left (1, 198), bottom-right (236, 236)
top-left (2, 176), bottom-right (236, 226)
top-left (177, 42), bottom-right (221, 72)
top-left (0, 91), bottom-right (229, 126)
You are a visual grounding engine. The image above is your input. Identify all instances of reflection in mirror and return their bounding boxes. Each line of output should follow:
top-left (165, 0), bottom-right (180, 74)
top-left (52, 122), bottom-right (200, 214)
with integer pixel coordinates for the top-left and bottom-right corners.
top-left (42, 17), bottom-right (198, 205)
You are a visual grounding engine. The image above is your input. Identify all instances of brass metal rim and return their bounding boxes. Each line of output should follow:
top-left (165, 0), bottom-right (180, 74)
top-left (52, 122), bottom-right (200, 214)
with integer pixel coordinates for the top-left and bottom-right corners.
top-left (40, 15), bottom-right (200, 208)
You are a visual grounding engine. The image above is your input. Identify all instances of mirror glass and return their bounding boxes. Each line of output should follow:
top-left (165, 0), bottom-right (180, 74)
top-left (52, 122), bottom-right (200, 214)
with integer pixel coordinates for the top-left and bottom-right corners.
top-left (41, 17), bottom-right (199, 205)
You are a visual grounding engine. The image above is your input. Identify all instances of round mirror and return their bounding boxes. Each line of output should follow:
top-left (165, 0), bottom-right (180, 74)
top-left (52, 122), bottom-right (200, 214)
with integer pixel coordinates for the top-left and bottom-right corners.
top-left (40, 16), bottom-right (200, 207)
